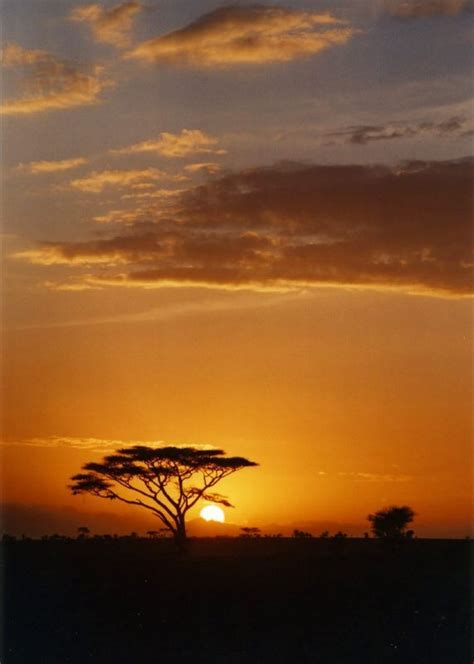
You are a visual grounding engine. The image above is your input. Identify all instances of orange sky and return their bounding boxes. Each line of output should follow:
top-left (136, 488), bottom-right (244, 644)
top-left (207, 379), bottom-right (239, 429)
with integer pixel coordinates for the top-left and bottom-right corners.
top-left (2, 287), bottom-right (471, 536)
top-left (1, 1), bottom-right (472, 537)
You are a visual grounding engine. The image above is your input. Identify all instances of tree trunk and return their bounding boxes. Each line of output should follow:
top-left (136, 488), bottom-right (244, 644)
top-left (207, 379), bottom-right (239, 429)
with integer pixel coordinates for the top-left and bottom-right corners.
top-left (174, 518), bottom-right (187, 553)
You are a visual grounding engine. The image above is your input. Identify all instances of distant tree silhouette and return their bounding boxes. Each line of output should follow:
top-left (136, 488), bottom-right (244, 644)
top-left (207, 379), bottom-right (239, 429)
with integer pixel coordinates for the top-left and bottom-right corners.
top-left (77, 526), bottom-right (90, 539)
top-left (2, 533), bottom-right (16, 542)
top-left (69, 445), bottom-right (257, 550)
top-left (293, 529), bottom-right (312, 538)
top-left (368, 505), bottom-right (415, 539)
top-left (332, 531), bottom-right (348, 539)
top-left (240, 527), bottom-right (261, 538)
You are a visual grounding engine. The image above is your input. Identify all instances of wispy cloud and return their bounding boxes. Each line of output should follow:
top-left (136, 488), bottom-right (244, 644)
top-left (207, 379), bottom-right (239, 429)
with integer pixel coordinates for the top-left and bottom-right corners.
top-left (111, 129), bottom-right (226, 157)
top-left (45, 273), bottom-right (294, 294)
top-left (16, 157), bottom-right (88, 174)
top-left (14, 158), bottom-right (473, 296)
top-left (92, 207), bottom-right (152, 225)
top-left (0, 43), bottom-right (110, 115)
top-left (13, 246), bottom-right (130, 266)
top-left (14, 291), bottom-right (300, 329)
top-left (325, 116), bottom-right (469, 145)
top-left (120, 188), bottom-right (186, 201)
top-left (126, 5), bottom-right (357, 67)
top-left (70, 1), bottom-right (142, 48)
top-left (1, 436), bottom-right (220, 453)
top-left (0, 436), bottom-right (215, 452)
top-left (69, 168), bottom-right (186, 193)
top-left (184, 162), bottom-right (222, 175)
top-left (387, 0), bottom-right (473, 19)
top-left (338, 472), bottom-right (413, 482)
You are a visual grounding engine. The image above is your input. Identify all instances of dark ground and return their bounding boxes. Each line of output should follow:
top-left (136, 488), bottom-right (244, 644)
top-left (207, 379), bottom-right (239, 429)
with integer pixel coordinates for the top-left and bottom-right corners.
top-left (1, 538), bottom-right (471, 663)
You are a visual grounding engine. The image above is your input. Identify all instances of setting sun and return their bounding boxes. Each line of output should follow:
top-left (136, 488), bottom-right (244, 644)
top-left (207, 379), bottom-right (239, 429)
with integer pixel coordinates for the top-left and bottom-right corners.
top-left (200, 505), bottom-right (225, 523)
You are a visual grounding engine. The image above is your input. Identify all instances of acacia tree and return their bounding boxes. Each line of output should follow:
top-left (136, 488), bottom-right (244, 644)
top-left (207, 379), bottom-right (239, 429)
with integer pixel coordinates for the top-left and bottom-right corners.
top-left (69, 446), bottom-right (257, 549)
top-left (367, 505), bottom-right (415, 539)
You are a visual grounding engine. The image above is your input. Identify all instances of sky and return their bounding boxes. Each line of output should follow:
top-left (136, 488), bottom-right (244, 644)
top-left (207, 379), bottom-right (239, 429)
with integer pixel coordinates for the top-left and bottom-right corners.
top-left (1, 0), bottom-right (472, 537)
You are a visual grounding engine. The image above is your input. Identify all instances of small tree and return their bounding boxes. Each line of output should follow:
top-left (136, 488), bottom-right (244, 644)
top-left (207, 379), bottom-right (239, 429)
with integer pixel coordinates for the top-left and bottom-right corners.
top-left (332, 531), bottom-right (348, 539)
top-left (77, 526), bottom-right (90, 539)
top-left (69, 445), bottom-right (257, 550)
top-left (368, 505), bottom-right (415, 539)
top-left (293, 529), bottom-right (312, 538)
top-left (240, 527), bottom-right (261, 538)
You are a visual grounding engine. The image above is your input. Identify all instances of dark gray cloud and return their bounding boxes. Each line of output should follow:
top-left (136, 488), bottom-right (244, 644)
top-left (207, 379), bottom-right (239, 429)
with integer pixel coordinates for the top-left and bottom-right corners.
top-left (387, 0), bottom-right (474, 19)
top-left (325, 116), bottom-right (468, 145)
top-left (16, 158), bottom-right (474, 296)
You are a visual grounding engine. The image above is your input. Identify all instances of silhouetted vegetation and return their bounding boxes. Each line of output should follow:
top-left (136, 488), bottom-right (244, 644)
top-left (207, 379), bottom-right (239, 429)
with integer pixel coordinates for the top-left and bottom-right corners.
top-left (146, 529), bottom-right (169, 539)
top-left (3, 496), bottom-right (469, 663)
top-left (69, 446), bottom-right (257, 550)
top-left (293, 529), bottom-right (312, 538)
top-left (368, 505), bottom-right (416, 539)
top-left (333, 530), bottom-right (348, 539)
top-left (240, 527), bottom-right (261, 538)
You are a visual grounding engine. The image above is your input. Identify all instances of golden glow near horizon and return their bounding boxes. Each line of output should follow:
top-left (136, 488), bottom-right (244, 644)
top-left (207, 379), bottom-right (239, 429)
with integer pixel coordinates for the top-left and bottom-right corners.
top-left (200, 505), bottom-right (225, 523)
top-left (1, 1), bottom-right (472, 538)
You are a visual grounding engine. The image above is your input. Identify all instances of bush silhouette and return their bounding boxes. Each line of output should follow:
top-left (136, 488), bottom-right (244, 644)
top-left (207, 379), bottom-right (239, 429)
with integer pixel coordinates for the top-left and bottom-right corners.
top-left (240, 527), bottom-right (261, 538)
top-left (293, 529), bottom-right (312, 538)
top-left (368, 505), bottom-right (415, 539)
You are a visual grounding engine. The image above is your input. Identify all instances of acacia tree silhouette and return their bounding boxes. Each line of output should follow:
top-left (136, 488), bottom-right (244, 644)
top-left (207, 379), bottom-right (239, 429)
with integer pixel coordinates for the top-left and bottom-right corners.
top-left (368, 505), bottom-right (415, 539)
top-left (69, 446), bottom-right (257, 550)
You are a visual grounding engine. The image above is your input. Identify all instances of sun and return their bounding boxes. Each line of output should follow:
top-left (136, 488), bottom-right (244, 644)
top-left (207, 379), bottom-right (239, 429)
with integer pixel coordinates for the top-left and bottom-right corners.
top-left (200, 504), bottom-right (225, 523)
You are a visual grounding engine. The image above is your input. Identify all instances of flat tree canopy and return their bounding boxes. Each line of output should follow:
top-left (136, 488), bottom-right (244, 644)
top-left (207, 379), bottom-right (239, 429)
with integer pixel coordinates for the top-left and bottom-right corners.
top-left (69, 445), bottom-right (257, 548)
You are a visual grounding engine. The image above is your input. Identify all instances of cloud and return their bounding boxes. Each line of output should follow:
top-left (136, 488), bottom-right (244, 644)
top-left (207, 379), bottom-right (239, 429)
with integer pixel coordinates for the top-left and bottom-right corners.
top-left (13, 246), bottom-right (130, 266)
top-left (387, 0), bottom-right (474, 19)
top-left (338, 472), bottom-right (413, 482)
top-left (70, 1), bottom-right (142, 48)
top-left (92, 200), bottom-right (181, 223)
top-left (1, 436), bottom-right (218, 453)
top-left (1, 43), bottom-right (48, 66)
top-left (120, 188), bottom-right (186, 201)
top-left (92, 208), bottom-right (151, 224)
top-left (69, 168), bottom-right (185, 193)
top-left (14, 158), bottom-right (473, 296)
top-left (1, 436), bottom-right (165, 451)
top-left (16, 157), bottom-right (88, 174)
top-left (111, 129), bottom-right (226, 157)
top-left (15, 231), bottom-right (274, 273)
top-left (14, 291), bottom-right (300, 329)
top-left (0, 43), bottom-right (110, 115)
top-left (184, 162), bottom-right (222, 175)
top-left (126, 5), bottom-right (357, 67)
top-left (325, 116), bottom-right (469, 145)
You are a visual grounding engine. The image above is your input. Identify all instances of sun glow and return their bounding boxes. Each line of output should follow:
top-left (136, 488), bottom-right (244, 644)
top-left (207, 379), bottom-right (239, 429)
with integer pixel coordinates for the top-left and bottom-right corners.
top-left (200, 504), bottom-right (225, 523)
